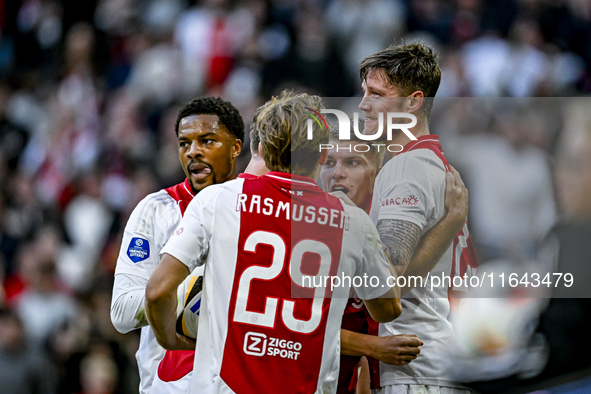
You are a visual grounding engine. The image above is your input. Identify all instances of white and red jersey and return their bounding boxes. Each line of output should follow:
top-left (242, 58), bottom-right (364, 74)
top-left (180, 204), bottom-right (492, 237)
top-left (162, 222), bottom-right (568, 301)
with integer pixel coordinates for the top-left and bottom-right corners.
top-left (369, 135), bottom-right (479, 388)
top-left (152, 173), bottom-right (260, 393)
top-left (161, 171), bottom-right (392, 394)
top-left (111, 179), bottom-right (200, 394)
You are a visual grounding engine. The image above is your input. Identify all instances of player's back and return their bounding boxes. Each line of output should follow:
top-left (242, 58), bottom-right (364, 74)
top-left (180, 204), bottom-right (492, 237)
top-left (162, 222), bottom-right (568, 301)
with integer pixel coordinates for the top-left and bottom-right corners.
top-left (166, 171), bottom-right (391, 393)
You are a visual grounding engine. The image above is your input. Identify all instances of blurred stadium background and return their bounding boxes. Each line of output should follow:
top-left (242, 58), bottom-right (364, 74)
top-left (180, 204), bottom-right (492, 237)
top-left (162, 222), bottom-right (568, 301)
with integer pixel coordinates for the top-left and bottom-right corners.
top-left (0, 0), bottom-right (590, 393)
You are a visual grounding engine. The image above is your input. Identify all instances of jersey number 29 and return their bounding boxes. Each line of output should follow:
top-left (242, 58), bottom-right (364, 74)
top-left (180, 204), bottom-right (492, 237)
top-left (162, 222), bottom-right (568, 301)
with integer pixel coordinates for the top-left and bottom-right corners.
top-left (233, 230), bottom-right (332, 334)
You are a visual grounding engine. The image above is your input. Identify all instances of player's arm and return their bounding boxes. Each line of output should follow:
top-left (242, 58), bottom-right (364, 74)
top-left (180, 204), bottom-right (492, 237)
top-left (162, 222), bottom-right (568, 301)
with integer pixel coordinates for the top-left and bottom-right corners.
top-left (111, 195), bottom-right (163, 333)
top-left (401, 167), bottom-right (468, 286)
top-left (379, 167), bottom-right (468, 294)
top-left (111, 273), bottom-right (150, 333)
top-left (340, 329), bottom-right (422, 365)
top-left (111, 272), bottom-right (200, 333)
top-left (111, 195), bottom-right (189, 333)
top-left (145, 253), bottom-right (195, 351)
top-left (362, 262), bottom-right (402, 323)
top-left (358, 216), bottom-right (402, 323)
top-left (377, 219), bottom-right (421, 277)
top-left (363, 295), bottom-right (402, 323)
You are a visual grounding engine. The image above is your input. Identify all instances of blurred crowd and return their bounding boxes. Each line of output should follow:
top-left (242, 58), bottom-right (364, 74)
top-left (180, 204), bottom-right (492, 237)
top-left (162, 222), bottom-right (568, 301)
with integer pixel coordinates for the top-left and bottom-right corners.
top-left (0, 0), bottom-right (589, 393)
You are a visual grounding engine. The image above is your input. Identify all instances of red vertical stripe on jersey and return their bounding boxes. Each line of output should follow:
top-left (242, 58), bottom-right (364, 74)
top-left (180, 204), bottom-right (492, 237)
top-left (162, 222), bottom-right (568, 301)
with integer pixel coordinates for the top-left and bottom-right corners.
top-left (157, 350), bottom-right (195, 382)
top-left (220, 173), bottom-right (345, 393)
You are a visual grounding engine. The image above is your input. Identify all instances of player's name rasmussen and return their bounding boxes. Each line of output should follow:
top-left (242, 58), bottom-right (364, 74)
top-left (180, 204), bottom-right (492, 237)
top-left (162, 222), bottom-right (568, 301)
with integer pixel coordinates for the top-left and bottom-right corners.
top-left (236, 193), bottom-right (349, 229)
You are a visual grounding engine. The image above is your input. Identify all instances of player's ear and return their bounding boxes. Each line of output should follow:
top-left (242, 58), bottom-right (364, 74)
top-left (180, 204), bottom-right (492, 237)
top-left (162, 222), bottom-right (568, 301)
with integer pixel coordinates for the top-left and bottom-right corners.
top-left (231, 138), bottom-right (242, 159)
top-left (318, 149), bottom-right (329, 166)
top-left (405, 91), bottom-right (424, 114)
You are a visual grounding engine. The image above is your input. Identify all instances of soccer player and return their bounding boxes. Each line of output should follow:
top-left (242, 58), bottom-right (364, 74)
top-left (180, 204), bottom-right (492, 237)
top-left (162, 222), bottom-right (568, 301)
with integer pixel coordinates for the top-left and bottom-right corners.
top-left (145, 91), bottom-right (402, 393)
top-left (320, 125), bottom-right (470, 393)
top-left (110, 97), bottom-right (243, 394)
top-left (359, 43), bottom-right (479, 394)
top-left (150, 105), bottom-right (275, 394)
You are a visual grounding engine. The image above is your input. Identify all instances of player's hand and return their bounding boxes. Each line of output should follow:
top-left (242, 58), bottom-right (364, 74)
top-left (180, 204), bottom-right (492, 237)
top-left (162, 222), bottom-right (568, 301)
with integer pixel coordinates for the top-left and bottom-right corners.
top-left (444, 165), bottom-right (468, 228)
top-left (372, 334), bottom-right (423, 365)
top-left (331, 191), bottom-right (356, 207)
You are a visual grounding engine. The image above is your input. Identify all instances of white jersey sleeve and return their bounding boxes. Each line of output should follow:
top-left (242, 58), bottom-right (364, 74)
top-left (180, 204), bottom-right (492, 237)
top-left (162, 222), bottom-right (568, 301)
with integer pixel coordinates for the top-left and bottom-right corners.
top-left (111, 273), bottom-right (148, 334)
top-left (111, 190), bottom-right (182, 333)
top-left (370, 151), bottom-right (446, 233)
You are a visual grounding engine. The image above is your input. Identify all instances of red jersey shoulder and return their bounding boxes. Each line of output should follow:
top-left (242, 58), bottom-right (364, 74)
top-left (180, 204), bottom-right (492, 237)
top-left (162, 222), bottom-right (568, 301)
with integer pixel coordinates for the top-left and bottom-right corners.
top-left (238, 173), bottom-right (258, 180)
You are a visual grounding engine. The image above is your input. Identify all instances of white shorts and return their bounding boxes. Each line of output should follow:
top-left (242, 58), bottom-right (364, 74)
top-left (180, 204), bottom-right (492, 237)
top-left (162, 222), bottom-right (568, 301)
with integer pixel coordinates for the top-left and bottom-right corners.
top-left (372, 385), bottom-right (473, 394)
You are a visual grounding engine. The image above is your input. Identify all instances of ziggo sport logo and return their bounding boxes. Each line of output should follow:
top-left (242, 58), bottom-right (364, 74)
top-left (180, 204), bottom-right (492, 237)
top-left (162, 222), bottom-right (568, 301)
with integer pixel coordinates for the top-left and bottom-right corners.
top-left (243, 332), bottom-right (302, 360)
top-left (304, 108), bottom-right (417, 153)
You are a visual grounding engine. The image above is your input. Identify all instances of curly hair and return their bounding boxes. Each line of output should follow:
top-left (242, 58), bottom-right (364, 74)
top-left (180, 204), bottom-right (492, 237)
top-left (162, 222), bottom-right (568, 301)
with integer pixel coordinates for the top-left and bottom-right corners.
top-left (255, 91), bottom-right (328, 176)
top-left (175, 97), bottom-right (244, 141)
top-left (360, 42), bottom-right (441, 117)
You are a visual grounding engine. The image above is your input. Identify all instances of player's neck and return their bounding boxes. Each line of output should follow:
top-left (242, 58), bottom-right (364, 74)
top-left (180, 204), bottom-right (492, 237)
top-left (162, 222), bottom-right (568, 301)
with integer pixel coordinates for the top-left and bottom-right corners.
top-left (387, 122), bottom-right (430, 158)
top-left (244, 156), bottom-right (269, 177)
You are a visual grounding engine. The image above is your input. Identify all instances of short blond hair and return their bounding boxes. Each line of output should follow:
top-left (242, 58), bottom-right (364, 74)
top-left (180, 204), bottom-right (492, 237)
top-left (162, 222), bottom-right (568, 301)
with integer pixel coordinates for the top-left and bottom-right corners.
top-left (256, 91), bottom-right (328, 176)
